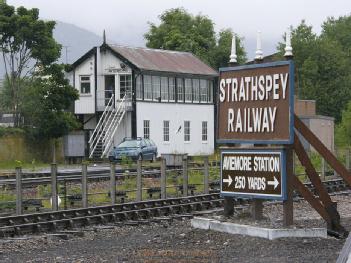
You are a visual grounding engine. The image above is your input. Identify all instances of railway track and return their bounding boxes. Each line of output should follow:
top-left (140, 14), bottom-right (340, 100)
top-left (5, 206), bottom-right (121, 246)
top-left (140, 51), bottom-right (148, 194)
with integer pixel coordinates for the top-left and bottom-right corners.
top-left (0, 193), bottom-right (223, 237)
top-left (0, 177), bottom-right (350, 237)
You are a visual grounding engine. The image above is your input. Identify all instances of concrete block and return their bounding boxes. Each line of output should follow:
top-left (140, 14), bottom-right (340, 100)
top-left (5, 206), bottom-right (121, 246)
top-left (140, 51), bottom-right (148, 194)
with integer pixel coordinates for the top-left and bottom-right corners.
top-left (191, 217), bottom-right (327, 240)
top-left (269, 228), bottom-right (327, 240)
top-left (191, 217), bottom-right (213, 230)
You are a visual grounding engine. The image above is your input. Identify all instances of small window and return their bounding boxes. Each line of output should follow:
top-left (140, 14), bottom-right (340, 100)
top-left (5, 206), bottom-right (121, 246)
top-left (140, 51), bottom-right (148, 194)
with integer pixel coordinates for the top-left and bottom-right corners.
top-left (184, 121), bottom-right (190, 142)
top-left (200, 79), bottom-right (208, 103)
top-left (177, 78), bottom-right (184, 102)
top-left (202, 121), bottom-right (208, 141)
top-left (193, 79), bottom-right (200, 103)
top-left (120, 74), bottom-right (132, 99)
top-left (136, 75), bottom-right (142, 100)
top-left (144, 75), bottom-right (152, 100)
top-left (169, 77), bottom-right (175, 102)
top-left (161, 77), bottom-right (168, 102)
top-left (80, 75), bottom-right (91, 94)
top-left (152, 76), bottom-right (161, 101)
top-left (143, 120), bottom-right (150, 139)
top-left (163, 120), bottom-right (170, 142)
top-left (185, 78), bottom-right (192, 102)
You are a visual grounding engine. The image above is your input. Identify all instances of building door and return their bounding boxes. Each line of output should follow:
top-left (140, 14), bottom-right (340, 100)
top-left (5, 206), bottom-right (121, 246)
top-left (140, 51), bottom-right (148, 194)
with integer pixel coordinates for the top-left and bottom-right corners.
top-left (104, 75), bottom-right (115, 106)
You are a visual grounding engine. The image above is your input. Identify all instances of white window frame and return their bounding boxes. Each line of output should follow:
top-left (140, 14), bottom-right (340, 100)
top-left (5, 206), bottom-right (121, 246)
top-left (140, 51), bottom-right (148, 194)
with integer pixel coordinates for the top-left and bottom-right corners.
top-left (136, 75), bottom-right (142, 100)
top-left (161, 77), bottom-right (168, 102)
top-left (184, 78), bottom-right (192, 102)
top-left (144, 75), bottom-right (152, 101)
top-left (184, 120), bottom-right (190, 142)
top-left (169, 77), bottom-right (176, 102)
top-left (143, 120), bottom-right (150, 139)
top-left (202, 121), bottom-right (208, 142)
top-left (192, 79), bottom-right (200, 103)
top-left (79, 75), bottom-right (91, 95)
top-left (163, 120), bottom-right (170, 142)
top-left (177, 78), bottom-right (184, 102)
top-left (152, 76), bottom-right (161, 102)
top-left (119, 73), bottom-right (132, 100)
top-left (200, 79), bottom-right (208, 103)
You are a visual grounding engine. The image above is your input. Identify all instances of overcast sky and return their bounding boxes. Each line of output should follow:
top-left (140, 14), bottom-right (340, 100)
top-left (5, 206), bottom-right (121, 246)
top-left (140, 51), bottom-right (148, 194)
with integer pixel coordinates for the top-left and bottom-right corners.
top-left (7, 0), bottom-right (351, 58)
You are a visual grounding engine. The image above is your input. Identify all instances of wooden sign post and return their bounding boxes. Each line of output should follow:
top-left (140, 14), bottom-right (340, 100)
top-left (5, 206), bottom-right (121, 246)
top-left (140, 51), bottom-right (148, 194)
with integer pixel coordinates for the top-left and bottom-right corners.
top-left (217, 60), bottom-right (295, 225)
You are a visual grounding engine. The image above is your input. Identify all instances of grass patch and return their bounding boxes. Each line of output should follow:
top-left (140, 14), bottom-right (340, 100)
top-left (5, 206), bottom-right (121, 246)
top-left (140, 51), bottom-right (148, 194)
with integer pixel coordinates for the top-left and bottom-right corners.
top-left (0, 160), bottom-right (48, 170)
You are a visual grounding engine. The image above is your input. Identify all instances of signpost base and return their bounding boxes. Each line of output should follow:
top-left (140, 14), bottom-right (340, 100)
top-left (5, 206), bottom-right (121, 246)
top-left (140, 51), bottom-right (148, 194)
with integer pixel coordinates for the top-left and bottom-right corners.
top-left (283, 148), bottom-right (294, 226)
top-left (223, 196), bottom-right (234, 217)
top-left (252, 199), bottom-right (263, 220)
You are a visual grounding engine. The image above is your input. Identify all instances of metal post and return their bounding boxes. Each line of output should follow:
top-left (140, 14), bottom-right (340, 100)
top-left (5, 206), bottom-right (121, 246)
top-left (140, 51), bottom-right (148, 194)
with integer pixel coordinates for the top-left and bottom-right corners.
top-left (223, 197), bottom-right (234, 217)
top-left (182, 155), bottom-right (188, 197)
top-left (82, 163), bottom-right (88, 208)
top-left (110, 162), bottom-right (116, 205)
top-left (204, 156), bottom-right (209, 194)
top-left (63, 179), bottom-right (67, 210)
top-left (136, 159), bottom-right (142, 201)
top-left (51, 163), bottom-right (58, 211)
top-left (252, 199), bottom-right (263, 220)
top-left (161, 157), bottom-right (166, 199)
top-left (15, 167), bottom-right (22, 215)
top-left (346, 148), bottom-right (351, 171)
top-left (283, 147), bottom-right (294, 226)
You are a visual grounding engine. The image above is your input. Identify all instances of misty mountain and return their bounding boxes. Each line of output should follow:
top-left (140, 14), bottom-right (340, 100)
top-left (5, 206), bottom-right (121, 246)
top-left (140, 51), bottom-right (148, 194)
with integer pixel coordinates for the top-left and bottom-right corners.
top-left (0, 21), bottom-right (106, 79)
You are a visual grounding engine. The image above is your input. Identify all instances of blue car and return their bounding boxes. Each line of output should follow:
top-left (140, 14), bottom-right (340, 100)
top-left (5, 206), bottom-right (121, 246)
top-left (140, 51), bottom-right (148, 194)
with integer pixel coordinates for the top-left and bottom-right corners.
top-left (109, 137), bottom-right (158, 162)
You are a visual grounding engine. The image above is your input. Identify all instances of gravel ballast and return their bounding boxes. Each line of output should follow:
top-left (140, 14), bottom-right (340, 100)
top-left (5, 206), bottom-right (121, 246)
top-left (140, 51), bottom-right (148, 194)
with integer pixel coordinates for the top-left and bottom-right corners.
top-left (1, 195), bottom-right (351, 262)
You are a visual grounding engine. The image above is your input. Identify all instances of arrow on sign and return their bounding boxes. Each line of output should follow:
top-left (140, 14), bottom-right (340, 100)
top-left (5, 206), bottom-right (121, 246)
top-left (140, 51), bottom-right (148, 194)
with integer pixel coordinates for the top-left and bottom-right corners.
top-left (223, 176), bottom-right (233, 186)
top-left (267, 176), bottom-right (279, 189)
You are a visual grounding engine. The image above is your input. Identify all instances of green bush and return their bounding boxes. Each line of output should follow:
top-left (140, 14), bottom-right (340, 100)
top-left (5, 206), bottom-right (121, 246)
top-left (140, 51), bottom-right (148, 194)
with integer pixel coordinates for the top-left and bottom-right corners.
top-left (0, 127), bottom-right (25, 137)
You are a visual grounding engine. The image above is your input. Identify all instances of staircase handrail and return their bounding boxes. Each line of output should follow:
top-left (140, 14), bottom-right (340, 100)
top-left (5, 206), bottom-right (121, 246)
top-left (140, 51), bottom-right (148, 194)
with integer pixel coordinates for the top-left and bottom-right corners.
top-left (102, 109), bottom-right (126, 157)
top-left (101, 96), bottom-right (126, 150)
top-left (88, 94), bottom-right (114, 144)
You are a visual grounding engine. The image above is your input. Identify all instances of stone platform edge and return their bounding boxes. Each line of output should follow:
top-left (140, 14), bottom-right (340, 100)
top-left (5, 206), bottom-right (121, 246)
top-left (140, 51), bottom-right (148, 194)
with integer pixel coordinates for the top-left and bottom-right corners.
top-left (191, 217), bottom-right (327, 240)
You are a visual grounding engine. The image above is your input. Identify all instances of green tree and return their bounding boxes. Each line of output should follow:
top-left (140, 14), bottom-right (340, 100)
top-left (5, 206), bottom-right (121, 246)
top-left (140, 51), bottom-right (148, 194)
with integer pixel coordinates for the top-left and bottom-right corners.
top-left (22, 64), bottom-right (79, 161)
top-left (277, 20), bottom-right (351, 122)
top-left (0, 2), bottom-right (61, 126)
top-left (144, 8), bottom-right (246, 68)
top-left (210, 29), bottom-right (246, 70)
top-left (336, 101), bottom-right (351, 146)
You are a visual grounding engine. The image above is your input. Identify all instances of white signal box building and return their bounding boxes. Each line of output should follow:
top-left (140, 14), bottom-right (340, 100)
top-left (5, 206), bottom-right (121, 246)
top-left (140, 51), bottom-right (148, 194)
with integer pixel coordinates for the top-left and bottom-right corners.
top-left (68, 43), bottom-right (217, 158)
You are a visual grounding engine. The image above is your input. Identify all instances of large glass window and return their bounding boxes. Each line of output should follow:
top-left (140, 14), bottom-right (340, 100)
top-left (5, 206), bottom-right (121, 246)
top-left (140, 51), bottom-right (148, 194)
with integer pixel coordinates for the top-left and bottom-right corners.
top-left (152, 76), bottom-right (161, 101)
top-left (202, 121), bottom-right (208, 141)
top-left (192, 79), bottom-right (200, 103)
top-left (184, 78), bottom-right (192, 102)
top-left (177, 78), bottom-right (184, 102)
top-left (143, 120), bottom-right (150, 139)
top-left (161, 77), bottom-right (168, 102)
top-left (80, 75), bottom-right (91, 94)
top-left (184, 121), bottom-right (190, 142)
top-left (163, 120), bottom-right (170, 142)
top-left (200, 79), bottom-right (208, 103)
top-left (144, 75), bottom-right (152, 100)
top-left (169, 77), bottom-right (175, 102)
top-left (119, 74), bottom-right (132, 99)
top-left (136, 75), bottom-right (142, 100)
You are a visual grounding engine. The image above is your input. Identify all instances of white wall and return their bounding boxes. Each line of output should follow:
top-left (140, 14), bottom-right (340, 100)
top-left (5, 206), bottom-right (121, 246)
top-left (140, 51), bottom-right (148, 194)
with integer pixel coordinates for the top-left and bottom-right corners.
top-left (74, 54), bottom-right (95, 114)
top-left (112, 111), bottom-right (132, 147)
top-left (136, 102), bottom-right (214, 156)
top-left (97, 49), bottom-right (132, 111)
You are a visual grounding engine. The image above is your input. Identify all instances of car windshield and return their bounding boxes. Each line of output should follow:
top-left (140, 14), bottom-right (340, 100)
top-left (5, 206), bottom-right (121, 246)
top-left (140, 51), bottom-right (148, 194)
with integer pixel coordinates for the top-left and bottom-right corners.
top-left (118, 140), bottom-right (140, 148)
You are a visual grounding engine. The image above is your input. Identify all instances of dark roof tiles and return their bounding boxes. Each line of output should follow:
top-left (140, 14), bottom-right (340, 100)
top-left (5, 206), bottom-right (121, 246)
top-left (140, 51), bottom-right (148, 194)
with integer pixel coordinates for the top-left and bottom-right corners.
top-left (108, 45), bottom-right (218, 76)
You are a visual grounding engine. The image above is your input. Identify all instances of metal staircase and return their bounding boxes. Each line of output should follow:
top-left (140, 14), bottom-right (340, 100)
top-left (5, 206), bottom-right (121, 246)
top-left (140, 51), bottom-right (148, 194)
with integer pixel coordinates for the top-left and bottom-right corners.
top-left (88, 94), bottom-right (126, 158)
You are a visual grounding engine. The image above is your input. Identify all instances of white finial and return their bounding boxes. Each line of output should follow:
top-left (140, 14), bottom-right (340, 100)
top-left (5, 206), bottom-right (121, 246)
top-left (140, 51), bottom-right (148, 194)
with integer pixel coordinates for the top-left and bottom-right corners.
top-left (284, 28), bottom-right (293, 57)
top-left (255, 31), bottom-right (263, 60)
top-left (229, 35), bottom-right (237, 63)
